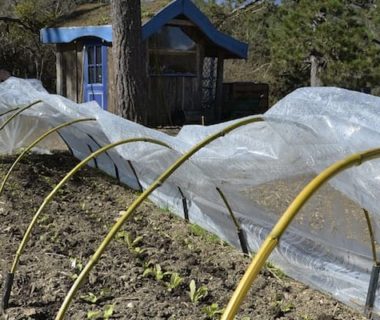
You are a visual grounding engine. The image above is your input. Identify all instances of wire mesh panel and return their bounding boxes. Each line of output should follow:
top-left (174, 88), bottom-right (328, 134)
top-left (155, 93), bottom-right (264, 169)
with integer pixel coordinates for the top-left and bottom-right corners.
top-left (201, 57), bottom-right (217, 111)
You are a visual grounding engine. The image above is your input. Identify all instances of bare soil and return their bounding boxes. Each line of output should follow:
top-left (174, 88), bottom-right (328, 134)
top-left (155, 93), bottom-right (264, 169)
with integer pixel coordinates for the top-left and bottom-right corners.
top-left (0, 152), bottom-right (366, 319)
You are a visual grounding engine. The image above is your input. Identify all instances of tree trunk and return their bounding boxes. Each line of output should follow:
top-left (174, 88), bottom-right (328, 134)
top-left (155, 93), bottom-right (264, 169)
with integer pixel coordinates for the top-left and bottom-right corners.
top-left (111, 0), bottom-right (148, 124)
top-left (310, 54), bottom-right (322, 87)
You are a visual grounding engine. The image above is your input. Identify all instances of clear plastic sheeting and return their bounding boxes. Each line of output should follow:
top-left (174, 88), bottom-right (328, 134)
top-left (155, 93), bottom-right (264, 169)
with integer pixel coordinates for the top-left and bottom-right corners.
top-left (1, 77), bottom-right (380, 314)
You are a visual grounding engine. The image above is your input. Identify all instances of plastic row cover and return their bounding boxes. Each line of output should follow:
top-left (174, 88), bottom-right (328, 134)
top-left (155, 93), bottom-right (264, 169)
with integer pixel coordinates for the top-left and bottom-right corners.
top-left (1, 77), bottom-right (380, 314)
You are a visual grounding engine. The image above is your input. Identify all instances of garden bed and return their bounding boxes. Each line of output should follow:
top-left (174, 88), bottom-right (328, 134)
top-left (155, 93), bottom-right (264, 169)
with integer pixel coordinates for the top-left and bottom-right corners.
top-left (0, 152), bottom-right (366, 319)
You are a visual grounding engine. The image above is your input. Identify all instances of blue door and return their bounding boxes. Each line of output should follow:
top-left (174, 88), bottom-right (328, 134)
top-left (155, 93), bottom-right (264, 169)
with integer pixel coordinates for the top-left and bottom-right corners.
top-left (84, 43), bottom-right (108, 110)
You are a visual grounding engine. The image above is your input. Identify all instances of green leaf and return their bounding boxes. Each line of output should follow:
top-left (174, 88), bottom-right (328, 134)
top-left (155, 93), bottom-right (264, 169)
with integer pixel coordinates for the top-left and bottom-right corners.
top-left (87, 310), bottom-right (102, 319)
top-left (80, 292), bottom-right (98, 304)
top-left (143, 267), bottom-right (154, 277)
top-left (189, 280), bottom-right (196, 301)
top-left (103, 304), bottom-right (115, 319)
top-left (132, 236), bottom-right (144, 246)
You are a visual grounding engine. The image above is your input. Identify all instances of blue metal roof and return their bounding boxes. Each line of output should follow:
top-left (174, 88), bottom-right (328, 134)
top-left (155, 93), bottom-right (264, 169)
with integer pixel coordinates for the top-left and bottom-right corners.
top-left (41, 25), bottom-right (112, 43)
top-left (40, 0), bottom-right (248, 59)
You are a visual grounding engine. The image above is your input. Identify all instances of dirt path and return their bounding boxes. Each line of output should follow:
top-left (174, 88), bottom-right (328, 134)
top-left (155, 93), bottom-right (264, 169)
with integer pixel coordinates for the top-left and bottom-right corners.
top-left (0, 152), bottom-right (366, 319)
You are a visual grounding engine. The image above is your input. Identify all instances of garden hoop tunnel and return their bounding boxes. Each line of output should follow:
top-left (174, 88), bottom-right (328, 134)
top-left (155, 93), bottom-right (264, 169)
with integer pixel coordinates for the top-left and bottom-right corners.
top-left (220, 147), bottom-right (380, 320)
top-left (55, 116), bottom-right (265, 320)
top-left (0, 117), bottom-right (96, 197)
top-left (1, 137), bottom-right (172, 312)
top-left (0, 100), bottom-right (42, 132)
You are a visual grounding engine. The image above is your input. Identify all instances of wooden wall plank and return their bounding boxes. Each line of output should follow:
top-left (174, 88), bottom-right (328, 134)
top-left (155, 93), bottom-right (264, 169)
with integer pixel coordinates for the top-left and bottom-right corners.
top-left (56, 45), bottom-right (65, 96)
top-left (148, 76), bottom-right (201, 125)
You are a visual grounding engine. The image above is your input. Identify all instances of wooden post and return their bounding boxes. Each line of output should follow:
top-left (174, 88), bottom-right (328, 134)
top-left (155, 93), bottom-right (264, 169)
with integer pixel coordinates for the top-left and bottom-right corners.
top-left (78, 44), bottom-right (84, 103)
top-left (197, 43), bottom-right (205, 122)
top-left (215, 52), bottom-right (224, 122)
top-left (182, 76), bottom-right (185, 113)
top-left (56, 45), bottom-right (65, 96)
top-left (75, 42), bottom-right (79, 102)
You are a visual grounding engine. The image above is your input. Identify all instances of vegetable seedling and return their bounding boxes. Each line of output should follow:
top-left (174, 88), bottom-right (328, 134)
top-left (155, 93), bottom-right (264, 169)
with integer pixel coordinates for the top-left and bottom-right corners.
top-left (69, 257), bottom-right (84, 280)
top-left (189, 280), bottom-right (208, 304)
top-left (166, 272), bottom-right (183, 292)
top-left (143, 264), bottom-right (169, 281)
top-left (202, 303), bottom-right (224, 319)
top-left (116, 231), bottom-right (146, 256)
top-left (81, 289), bottom-right (112, 304)
top-left (87, 304), bottom-right (115, 319)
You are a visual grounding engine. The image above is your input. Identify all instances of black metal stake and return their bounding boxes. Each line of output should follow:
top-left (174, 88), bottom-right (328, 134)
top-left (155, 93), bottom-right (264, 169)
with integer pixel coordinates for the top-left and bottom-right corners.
top-left (56, 132), bottom-right (74, 156)
top-left (1, 272), bottom-right (14, 312)
top-left (237, 228), bottom-right (249, 255)
top-left (128, 160), bottom-right (143, 192)
top-left (178, 187), bottom-right (189, 222)
top-left (87, 144), bottom-right (98, 168)
top-left (216, 187), bottom-right (249, 255)
top-left (365, 264), bottom-right (380, 318)
top-left (113, 164), bottom-right (120, 183)
top-left (86, 134), bottom-right (121, 182)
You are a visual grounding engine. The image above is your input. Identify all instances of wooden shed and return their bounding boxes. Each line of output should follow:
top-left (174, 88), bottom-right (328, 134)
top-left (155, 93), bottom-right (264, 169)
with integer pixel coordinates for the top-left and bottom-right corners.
top-left (40, 0), bottom-right (248, 126)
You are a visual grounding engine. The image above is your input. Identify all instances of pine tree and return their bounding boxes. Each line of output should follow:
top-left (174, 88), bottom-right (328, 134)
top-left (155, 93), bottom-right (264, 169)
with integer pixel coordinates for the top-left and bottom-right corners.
top-left (111, 0), bottom-right (148, 124)
top-left (269, 0), bottom-right (380, 95)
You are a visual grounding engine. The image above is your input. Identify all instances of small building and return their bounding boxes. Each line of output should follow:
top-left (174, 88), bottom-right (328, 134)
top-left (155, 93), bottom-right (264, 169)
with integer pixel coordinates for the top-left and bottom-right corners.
top-left (40, 0), bottom-right (249, 126)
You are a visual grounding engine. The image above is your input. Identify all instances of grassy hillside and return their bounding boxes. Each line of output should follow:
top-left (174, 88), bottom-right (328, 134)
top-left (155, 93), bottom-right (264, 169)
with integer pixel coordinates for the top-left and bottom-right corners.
top-left (53, 0), bottom-right (172, 27)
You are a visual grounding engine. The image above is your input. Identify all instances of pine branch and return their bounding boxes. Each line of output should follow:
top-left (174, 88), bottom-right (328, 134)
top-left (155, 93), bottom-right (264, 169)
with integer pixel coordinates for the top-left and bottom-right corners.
top-left (0, 16), bottom-right (35, 33)
top-left (216, 0), bottom-right (265, 29)
top-left (232, 0), bottom-right (264, 14)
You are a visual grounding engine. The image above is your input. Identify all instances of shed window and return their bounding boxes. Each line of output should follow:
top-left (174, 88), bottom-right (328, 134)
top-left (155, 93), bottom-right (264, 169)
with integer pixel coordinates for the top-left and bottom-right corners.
top-left (149, 26), bottom-right (197, 76)
top-left (87, 45), bottom-right (102, 84)
top-left (149, 25), bottom-right (196, 51)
